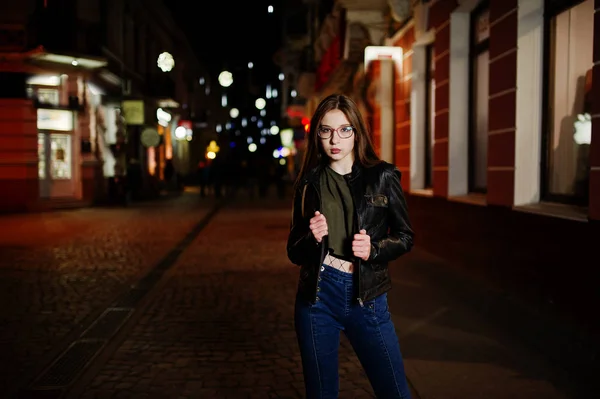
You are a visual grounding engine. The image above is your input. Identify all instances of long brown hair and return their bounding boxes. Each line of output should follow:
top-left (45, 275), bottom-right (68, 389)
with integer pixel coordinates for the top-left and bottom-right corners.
top-left (295, 94), bottom-right (381, 188)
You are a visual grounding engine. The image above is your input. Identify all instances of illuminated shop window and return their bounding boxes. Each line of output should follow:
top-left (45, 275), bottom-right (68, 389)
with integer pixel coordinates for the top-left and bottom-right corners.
top-left (50, 134), bottom-right (72, 179)
top-left (38, 134), bottom-right (46, 179)
top-left (27, 87), bottom-right (60, 106)
top-left (545, 0), bottom-right (594, 204)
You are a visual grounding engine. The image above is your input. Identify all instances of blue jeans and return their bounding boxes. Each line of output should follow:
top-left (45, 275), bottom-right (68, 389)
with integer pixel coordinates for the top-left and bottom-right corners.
top-left (294, 264), bottom-right (411, 399)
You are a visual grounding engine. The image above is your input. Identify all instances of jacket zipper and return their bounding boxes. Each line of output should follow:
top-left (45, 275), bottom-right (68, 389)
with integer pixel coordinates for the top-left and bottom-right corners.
top-left (356, 210), bottom-right (364, 307)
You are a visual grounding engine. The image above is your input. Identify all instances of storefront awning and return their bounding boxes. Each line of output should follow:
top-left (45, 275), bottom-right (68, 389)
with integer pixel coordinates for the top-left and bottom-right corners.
top-left (29, 52), bottom-right (107, 69)
top-left (0, 45), bottom-right (108, 76)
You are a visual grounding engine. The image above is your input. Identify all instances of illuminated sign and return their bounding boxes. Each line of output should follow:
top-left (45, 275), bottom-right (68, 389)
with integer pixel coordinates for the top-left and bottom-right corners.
top-left (364, 46), bottom-right (403, 73)
top-left (141, 127), bottom-right (160, 148)
top-left (156, 108), bottom-right (172, 127)
top-left (122, 100), bottom-right (145, 125)
top-left (37, 109), bottom-right (73, 131)
top-left (26, 75), bottom-right (61, 86)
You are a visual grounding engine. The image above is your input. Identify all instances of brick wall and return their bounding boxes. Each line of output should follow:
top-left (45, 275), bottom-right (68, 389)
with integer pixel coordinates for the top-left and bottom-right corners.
top-left (487, 0), bottom-right (518, 206)
top-left (393, 26), bottom-right (415, 191)
top-left (0, 99), bottom-right (39, 212)
top-left (429, 0), bottom-right (457, 197)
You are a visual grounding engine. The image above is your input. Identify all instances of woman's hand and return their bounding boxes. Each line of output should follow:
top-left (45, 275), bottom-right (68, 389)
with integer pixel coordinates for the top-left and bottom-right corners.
top-left (352, 229), bottom-right (371, 261)
top-left (309, 211), bottom-right (328, 243)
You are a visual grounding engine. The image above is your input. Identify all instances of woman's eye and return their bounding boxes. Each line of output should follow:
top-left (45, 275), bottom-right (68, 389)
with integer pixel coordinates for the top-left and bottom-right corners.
top-left (341, 126), bottom-right (353, 132)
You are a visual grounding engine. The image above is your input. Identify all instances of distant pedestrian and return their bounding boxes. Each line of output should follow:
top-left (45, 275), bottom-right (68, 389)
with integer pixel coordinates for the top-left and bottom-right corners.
top-left (287, 94), bottom-right (414, 398)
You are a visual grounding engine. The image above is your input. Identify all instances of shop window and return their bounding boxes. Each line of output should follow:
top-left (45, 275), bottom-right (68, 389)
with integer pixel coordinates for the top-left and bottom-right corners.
top-left (38, 134), bottom-right (46, 179)
top-left (544, 0), bottom-right (594, 205)
top-left (27, 86), bottom-right (60, 106)
top-left (468, 3), bottom-right (489, 193)
top-left (425, 44), bottom-right (435, 189)
top-left (50, 134), bottom-right (72, 179)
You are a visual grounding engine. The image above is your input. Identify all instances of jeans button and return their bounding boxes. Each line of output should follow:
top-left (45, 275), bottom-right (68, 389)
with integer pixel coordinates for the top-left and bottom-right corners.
top-left (316, 297), bottom-right (320, 301)
top-left (320, 266), bottom-right (325, 271)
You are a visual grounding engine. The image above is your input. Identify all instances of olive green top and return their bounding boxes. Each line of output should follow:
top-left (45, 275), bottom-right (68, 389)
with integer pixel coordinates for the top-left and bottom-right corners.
top-left (320, 166), bottom-right (355, 260)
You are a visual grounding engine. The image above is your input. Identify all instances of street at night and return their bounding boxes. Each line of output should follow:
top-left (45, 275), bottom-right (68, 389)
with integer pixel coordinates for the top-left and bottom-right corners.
top-left (1, 0), bottom-right (600, 397)
top-left (0, 190), bottom-right (593, 398)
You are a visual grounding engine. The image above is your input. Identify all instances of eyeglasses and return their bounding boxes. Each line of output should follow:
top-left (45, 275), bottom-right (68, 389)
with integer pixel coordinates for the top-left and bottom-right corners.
top-left (317, 125), bottom-right (355, 139)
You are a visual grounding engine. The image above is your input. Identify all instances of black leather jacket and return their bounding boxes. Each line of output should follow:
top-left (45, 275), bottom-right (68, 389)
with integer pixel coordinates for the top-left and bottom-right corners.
top-left (287, 161), bottom-right (414, 305)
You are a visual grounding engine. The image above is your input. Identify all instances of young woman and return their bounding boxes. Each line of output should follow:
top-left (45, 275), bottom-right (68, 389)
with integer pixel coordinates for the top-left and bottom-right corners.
top-left (287, 94), bottom-right (414, 398)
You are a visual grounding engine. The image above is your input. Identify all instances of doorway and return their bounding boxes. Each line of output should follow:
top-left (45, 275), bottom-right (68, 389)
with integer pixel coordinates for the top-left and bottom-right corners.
top-left (38, 131), bottom-right (75, 198)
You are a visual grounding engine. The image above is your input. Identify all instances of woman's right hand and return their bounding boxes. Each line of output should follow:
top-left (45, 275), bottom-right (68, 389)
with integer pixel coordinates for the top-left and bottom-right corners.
top-left (309, 211), bottom-right (328, 243)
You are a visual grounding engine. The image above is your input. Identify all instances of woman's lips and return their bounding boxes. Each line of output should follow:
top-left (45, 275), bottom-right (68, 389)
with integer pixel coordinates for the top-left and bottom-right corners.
top-left (331, 148), bottom-right (341, 154)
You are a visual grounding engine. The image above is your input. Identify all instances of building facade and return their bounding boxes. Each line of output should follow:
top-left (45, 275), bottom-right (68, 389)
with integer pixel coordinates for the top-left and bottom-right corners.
top-left (285, 0), bottom-right (599, 335)
top-left (0, 0), bottom-right (219, 212)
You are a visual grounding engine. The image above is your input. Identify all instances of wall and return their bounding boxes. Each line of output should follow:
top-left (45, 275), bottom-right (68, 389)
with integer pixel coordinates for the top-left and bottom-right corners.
top-left (488, 0), bottom-right (518, 205)
top-left (0, 99), bottom-right (38, 212)
top-left (429, 0), bottom-right (457, 197)
top-left (392, 23), bottom-right (415, 191)
top-left (396, 0), bottom-right (600, 338)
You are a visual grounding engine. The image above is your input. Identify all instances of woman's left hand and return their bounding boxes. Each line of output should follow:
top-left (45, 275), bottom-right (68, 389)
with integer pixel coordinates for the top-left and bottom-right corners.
top-left (352, 229), bottom-right (371, 261)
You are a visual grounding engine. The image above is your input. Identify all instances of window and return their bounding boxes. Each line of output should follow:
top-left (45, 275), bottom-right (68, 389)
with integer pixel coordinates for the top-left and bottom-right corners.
top-left (468, 3), bottom-right (489, 193)
top-left (50, 134), bottom-right (72, 179)
top-left (38, 134), bottom-right (46, 179)
top-left (544, 0), bottom-right (594, 205)
top-left (27, 86), bottom-right (60, 106)
top-left (425, 44), bottom-right (435, 188)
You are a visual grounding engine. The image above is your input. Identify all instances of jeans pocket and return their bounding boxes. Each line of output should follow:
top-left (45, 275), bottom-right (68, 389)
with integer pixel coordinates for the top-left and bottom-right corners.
top-left (363, 294), bottom-right (390, 322)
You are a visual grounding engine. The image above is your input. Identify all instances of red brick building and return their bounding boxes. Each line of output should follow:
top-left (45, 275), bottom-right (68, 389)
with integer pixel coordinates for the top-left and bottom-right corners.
top-left (292, 0), bottom-right (599, 334)
top-left (0, 0), bottom-right (218, 212)
top-left (387, 0), bottom-right (599, 334)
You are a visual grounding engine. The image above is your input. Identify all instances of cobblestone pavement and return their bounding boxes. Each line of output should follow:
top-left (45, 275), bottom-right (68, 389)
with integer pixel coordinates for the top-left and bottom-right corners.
top-left (0, 193), bottom-right (217, 397)
top-left (2, 189), bottom-right (590, 399)
top-left (68, 196), bottom-right (388, 399)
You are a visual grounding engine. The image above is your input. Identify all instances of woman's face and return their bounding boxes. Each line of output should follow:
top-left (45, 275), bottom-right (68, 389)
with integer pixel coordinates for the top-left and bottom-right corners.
top-left (318, 109), bottom-right (355, 166)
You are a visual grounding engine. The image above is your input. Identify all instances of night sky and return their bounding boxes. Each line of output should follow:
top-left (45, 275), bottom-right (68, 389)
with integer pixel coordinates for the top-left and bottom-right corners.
top-left (165, 0), bottom-right (285, 88)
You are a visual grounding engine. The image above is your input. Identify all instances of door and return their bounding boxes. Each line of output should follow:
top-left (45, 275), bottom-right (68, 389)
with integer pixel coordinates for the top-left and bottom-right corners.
top-left (37, 132), bottom-right (75, 198)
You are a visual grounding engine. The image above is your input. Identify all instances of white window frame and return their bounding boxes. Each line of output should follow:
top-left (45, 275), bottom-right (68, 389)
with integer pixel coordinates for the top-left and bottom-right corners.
top-left (409, 29), bottom-right (436, 192)
top-left (514, 0), bottom-right (545, 206)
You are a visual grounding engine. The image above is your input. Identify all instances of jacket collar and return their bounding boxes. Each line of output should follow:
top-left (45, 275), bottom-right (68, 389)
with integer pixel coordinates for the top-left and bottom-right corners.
top-left (306, 160), bottom-right (362, 184)
top-left (348, 160), bottom-right (362, 182)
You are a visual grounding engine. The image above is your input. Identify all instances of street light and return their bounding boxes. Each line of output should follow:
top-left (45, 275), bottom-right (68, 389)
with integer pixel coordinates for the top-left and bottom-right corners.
top-left (175, 126), bottom-right (187, 140)
top-left (230, 108), bottom-right (239, 118)
top-left (255, 98), bottom-right (266, 110)
top-left (157, 52), bottom-right (175, 72)
top-left (218, 71), bottom-right (233, 87)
